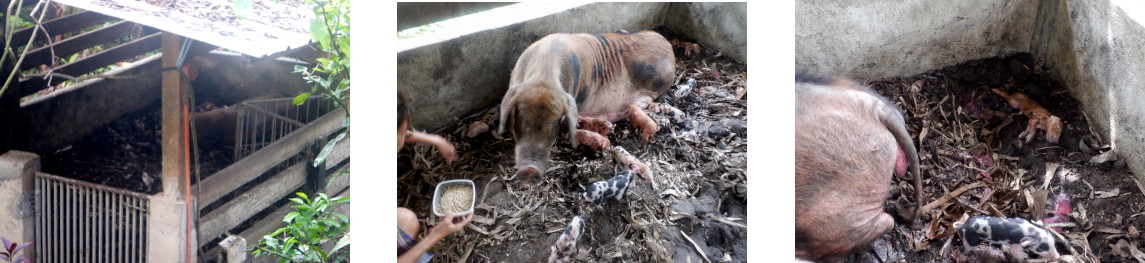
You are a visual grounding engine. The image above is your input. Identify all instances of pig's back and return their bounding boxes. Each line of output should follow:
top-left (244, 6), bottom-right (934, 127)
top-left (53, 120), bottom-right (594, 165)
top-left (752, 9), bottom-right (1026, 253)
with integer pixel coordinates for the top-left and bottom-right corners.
top-left (794, 80), bottom-right (901, 257)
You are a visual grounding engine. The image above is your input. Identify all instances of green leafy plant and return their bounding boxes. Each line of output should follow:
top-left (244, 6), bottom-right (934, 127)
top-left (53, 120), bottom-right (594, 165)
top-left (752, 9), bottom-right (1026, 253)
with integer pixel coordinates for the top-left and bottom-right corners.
top-left (251, 192), bottom-right (350, 263)
top-left (292, 0), bottom-right (349, 186)
top-left (0, 237), bottom-right (31, 263)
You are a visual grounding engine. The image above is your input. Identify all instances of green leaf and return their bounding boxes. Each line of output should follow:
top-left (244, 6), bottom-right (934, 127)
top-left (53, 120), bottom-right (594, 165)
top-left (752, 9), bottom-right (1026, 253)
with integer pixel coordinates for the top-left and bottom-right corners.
top-left (325, 171), bottom-right (342, 189)
top-left (313, 132), bottom-right (345, 166)
top-left (284, 211), bottom-right (301, 223)
top-left (293, 65), bottom-right (308, 73)
top-left (317, 247), bottom-right (329, 262)
top-left (232, 0), bottom-right (252, 19)
top-left (296, 192), bottom-right (310, 202)
top-left (289, 197), bottom-right (306, 205)
top-left (310, 18), bottom-right (331, 49)
top-left (293, 92), bottom-right (311, 106)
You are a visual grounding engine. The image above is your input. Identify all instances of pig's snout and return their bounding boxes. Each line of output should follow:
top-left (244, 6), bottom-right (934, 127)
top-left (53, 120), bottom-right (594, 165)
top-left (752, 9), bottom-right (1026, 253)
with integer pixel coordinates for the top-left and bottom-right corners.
top-left (514, 139), bottom-right (554, 185)
top-left (516, 166), bottom-right (543, 185)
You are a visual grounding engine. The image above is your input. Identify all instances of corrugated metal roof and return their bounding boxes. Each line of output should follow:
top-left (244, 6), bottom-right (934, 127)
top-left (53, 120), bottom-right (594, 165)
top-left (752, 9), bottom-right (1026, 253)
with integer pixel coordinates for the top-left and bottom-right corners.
top-left (55, 0), bottom-right (314, 57)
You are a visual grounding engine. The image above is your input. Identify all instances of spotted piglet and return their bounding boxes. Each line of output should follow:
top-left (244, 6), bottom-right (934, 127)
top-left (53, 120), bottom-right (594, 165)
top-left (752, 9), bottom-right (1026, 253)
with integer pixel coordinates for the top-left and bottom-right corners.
top-left (582, 170), bottom-right (637, 206)
top-left (954, 216), bottom-right (1060, 262)
top-left (548, 215), bottom-right (586, 263)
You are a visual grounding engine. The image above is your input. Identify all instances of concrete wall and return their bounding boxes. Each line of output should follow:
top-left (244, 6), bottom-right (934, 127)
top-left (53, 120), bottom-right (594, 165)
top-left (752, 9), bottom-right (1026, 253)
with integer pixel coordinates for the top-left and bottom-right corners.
top-left (795, 0), bottom-right (1039, 79)
top-left (796, 0), bottom-right (1145, 185)
top-left (665, 2), bottom-right (748, 63)
top-left (1033, 0), bottom-right (1145, 186)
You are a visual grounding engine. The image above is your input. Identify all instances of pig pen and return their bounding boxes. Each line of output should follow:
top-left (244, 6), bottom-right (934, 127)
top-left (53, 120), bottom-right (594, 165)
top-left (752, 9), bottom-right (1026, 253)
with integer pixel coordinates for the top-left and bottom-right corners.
top-left (844, 53), bottom-right (1142, 262)
top-left (397, 38), bottom-right (748, 263)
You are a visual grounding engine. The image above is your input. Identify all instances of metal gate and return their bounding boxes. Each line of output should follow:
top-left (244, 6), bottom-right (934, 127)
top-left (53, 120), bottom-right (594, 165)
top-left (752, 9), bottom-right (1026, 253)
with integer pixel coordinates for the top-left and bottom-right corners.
top-left (35, 172), bottom-right (149, 263)
top-left (234, 95), bottom-right (337, 160)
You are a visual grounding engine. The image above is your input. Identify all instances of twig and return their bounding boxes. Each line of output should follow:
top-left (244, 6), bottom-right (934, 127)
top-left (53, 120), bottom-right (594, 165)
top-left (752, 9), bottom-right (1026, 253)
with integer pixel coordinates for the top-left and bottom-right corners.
top-left (456, 241), bottom-right (476, 263)
top-left (711, 216), bottom-right (747, 229)
top-left (679, 229), bottom-right (709, 263)
top-left (922, 181), bottom-right (985, 212)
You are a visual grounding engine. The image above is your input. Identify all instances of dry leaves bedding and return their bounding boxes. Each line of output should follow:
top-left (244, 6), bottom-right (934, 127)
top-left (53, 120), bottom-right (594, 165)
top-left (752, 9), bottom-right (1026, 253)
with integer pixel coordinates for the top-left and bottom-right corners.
top-left (850, 53), bottom-right (1144, 262)
top-left (398, 41), bottom-right (748, 263)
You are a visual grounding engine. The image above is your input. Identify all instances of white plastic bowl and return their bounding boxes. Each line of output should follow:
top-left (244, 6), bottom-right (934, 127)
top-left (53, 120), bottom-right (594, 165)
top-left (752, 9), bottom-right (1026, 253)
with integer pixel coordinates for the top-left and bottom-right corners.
top-left (432, 179), bottom-right (476, 217)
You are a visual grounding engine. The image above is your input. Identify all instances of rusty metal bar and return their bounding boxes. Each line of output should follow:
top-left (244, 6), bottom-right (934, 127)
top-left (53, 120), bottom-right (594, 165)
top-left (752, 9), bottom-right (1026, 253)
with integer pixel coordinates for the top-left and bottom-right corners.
top-left (35, 172), bottom-right (150, 263)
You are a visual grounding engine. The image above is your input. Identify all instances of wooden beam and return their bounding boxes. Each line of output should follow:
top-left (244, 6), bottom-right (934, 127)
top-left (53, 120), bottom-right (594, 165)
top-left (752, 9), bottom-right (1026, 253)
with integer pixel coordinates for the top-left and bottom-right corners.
top-left (10, 10), bottom-right (117, 48)
top-left (197, 161), bottom-right (307, 243)
top-left (17, 32), bottom-right (161, 98)
top-left (195, 109), bottom-right (345, 210)
top-left (19, 20), bottom-right (138, 71)
top-left (202, 175), bottom-right (348, 262)
top-left (15, 54), bottom-right (162, 154)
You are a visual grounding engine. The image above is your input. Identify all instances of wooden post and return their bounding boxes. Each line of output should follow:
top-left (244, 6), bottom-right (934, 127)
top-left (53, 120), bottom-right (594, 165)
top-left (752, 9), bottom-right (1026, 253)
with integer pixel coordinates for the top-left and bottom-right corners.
top-left (149, 31), bottom-right (195, 263)
top-left (307, 137), bottom-right (327, 194)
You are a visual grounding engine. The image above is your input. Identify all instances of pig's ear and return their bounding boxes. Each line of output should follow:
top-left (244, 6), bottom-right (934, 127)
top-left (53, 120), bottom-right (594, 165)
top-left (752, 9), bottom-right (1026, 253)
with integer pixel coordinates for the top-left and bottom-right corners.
top-left (564, 93), bottom-right (578, 148)
top-left (1019, 237), bottom-right (1033, 247)
top-left (498, 86), bottom-right (520, 136)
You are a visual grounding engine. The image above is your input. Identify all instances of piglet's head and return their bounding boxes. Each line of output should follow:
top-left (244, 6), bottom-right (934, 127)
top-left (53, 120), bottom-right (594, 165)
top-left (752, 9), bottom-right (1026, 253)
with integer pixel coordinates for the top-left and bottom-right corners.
top-left (499, 83), bottom-right (578, 185)
top-left (1020, 229), bottom-right (1059, 261)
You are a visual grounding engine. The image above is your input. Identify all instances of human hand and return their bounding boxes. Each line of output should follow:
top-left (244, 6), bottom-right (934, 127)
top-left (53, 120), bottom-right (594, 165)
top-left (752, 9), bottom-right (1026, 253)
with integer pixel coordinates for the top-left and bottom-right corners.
top-left (431, 211), bottom-right (473, 238)
top-left (436, 141), bottom-right (457, 165)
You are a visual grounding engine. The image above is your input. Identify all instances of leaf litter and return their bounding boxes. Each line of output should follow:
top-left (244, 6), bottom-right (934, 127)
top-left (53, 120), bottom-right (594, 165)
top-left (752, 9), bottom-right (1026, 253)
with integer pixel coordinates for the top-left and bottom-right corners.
top-left (398, 38), bottom-right (747, 263)
top-left (850, 53), bottom-right (1145, 263)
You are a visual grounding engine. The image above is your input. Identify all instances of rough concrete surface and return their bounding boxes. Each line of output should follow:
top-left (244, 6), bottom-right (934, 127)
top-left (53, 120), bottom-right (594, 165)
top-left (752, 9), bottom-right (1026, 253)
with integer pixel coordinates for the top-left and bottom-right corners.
top-left (795, 0), bottom-right (1038, 80)
top-left (0, 150), bottom-right (38, 259)
top-left (1034, 0), bottom-right (1145, 188)
top-left (796, 0), bottom-right (1145, 188)
top-left (665, 2), bottom-right (747, 63)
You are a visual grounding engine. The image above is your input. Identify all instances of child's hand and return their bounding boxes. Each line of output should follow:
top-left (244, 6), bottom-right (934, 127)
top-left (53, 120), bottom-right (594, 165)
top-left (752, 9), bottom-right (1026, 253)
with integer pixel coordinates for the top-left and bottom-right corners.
top-left (406, 131), bottom-right (459, 165)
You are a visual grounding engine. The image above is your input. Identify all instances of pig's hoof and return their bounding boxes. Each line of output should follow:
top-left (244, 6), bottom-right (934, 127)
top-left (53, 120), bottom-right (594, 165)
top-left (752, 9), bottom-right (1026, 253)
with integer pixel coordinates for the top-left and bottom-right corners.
top-left (516, 167), bottom-right (542, 185)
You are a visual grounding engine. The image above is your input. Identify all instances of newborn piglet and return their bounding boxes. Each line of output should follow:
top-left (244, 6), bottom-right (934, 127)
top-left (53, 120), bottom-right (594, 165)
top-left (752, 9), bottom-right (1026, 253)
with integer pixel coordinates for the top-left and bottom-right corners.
top-left (577, 116), bottom-right (615, 136)
top-left (582, 170), bottom-right (637, 206)
top-left (648, 102), bottom-right (687, 124)
top-left (610, 146), bottom-right (656, 188)
top-left (548, 215), bottom-right (585, 263)
top-left (991, 81), bottom-right (1062, 144)
top-left (672, 78), bottom-right (696, 99)
top-left (574, 129), bottom-right (610, 152)
top-left (955, 216), bottom-right (1060, 262)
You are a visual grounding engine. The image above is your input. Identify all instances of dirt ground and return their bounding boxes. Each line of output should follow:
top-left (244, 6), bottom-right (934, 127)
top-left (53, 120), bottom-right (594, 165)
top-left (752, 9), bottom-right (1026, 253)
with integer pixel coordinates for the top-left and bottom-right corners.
top-left (397, 38), bottom-right (748, 262)
top-left (847, 53), bottom-right (1144, 262)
